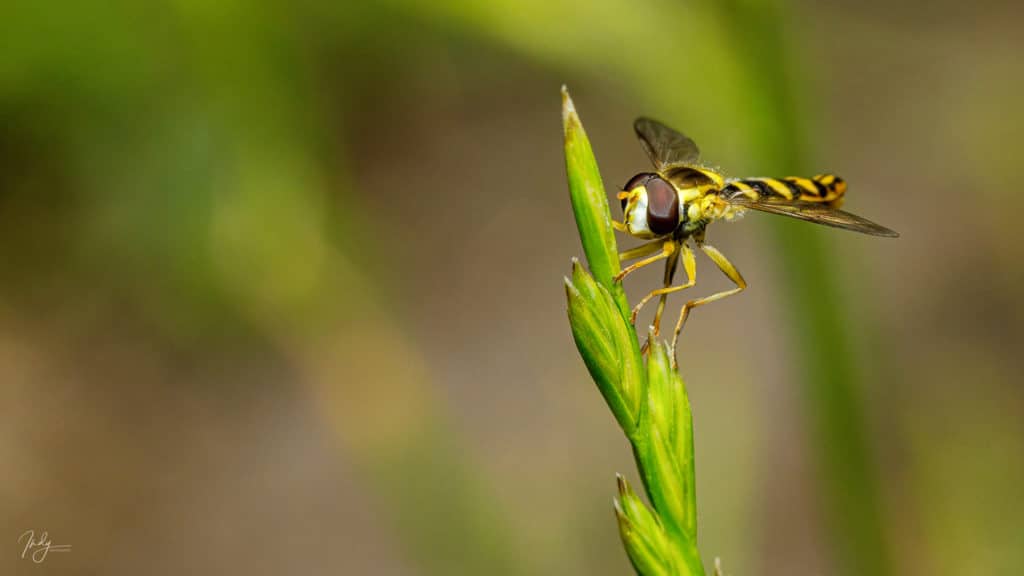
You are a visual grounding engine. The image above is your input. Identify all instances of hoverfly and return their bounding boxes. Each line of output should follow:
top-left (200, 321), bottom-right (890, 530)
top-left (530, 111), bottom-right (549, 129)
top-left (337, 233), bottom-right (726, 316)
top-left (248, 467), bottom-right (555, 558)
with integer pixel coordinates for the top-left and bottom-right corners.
top-left (614, 118), bottom-right (898, 364)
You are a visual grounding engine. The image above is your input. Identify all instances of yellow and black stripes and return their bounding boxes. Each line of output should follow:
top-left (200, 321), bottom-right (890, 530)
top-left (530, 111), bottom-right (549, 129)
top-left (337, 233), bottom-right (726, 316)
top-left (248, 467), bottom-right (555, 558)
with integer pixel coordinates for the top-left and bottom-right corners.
top-left (721, 174), bottom-right (846, 206)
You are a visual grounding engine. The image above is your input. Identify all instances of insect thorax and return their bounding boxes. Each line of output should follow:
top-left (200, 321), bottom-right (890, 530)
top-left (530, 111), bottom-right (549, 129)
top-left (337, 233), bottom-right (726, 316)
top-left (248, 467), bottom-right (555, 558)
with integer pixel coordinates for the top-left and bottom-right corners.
top-left (678, 185), bottom-right (724, 234)
top-left (664, 166), bottom-right (723, 190)
top-left (664, 167), bottom-right (723, 233)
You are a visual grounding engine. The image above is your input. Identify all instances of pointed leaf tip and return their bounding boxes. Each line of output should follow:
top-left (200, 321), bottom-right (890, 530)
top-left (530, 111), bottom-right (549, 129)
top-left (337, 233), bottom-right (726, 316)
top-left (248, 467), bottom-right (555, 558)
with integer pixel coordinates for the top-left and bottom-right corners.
top-left (562, 89), bottom-right (584, 139)
top-left (564, 277), bottom-right (580, 301)
top-left (561, 85), bottom-right (576, 125)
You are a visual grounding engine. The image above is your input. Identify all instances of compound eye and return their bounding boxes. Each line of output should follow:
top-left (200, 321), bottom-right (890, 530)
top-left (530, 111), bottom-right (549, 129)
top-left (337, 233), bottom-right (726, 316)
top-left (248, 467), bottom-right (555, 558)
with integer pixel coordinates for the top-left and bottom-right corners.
top-left (645, 176), bottom-right (679, 235)
top-left (621, 173), bottom-right (653, 210)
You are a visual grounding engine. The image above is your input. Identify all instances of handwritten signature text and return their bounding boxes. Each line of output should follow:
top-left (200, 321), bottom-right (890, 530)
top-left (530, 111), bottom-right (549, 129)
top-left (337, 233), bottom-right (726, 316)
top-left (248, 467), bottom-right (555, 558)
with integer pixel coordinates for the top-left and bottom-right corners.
top-left (19, 530), bottom-right (72, 564)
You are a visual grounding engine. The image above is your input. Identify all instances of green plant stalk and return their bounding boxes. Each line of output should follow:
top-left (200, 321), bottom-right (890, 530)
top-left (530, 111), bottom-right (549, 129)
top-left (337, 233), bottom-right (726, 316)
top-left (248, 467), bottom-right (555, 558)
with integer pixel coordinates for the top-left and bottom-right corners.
top-left (563, 87), bottom-right (706, 576)
top-left (562, 87), bottom-right (631, 320)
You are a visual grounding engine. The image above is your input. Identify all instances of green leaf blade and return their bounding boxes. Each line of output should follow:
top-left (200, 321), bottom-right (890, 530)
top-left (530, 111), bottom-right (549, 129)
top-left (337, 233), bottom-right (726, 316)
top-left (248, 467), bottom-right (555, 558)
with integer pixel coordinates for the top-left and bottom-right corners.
top-left (561, 86), bottom-right (629, 318)
top-left (566, 261), bottom-right (645, 436)
top-left (615, 474), bottom-right (675, 576)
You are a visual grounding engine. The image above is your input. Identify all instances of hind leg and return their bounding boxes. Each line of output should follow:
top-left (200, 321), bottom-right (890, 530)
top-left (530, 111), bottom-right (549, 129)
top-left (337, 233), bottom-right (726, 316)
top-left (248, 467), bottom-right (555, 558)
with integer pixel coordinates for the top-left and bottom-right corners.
top-left (670, 241), bottom-right (746, 367)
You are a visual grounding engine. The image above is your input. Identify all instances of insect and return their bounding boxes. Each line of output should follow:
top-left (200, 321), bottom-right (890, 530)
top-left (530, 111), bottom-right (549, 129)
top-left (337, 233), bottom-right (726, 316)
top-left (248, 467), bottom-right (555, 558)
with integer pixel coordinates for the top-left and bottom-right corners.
top-left (614, 118), bottom-right (898, 365)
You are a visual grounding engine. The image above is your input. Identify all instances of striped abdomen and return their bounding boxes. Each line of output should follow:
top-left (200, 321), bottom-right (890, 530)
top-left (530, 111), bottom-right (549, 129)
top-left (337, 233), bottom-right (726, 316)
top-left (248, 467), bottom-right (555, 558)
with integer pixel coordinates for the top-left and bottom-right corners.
top-left (721, 174), bottom-right (847, 206)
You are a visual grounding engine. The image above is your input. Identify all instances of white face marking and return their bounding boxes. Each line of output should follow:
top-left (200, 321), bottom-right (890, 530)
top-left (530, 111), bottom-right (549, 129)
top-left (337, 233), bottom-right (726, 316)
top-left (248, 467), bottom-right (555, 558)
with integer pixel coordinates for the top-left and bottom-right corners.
top-left (625, 188), bottom-right (654, 238)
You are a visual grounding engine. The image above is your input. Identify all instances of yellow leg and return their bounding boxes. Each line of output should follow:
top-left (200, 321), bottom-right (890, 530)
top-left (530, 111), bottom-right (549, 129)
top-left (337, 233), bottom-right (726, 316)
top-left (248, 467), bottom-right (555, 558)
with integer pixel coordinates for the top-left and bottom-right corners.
top-left (614, 240), bottom-right (675, 283)
top-left (638, 242), bottom-right (690, 355)
top-left (638, 246), bottom-right (680, 354)
top-left (612, 220), bottom-right (627, 232)
top-left (648, 243), bottom-right (683, 335)
top-left (670, 242), bottom-right (747, 367)
top-left (618, 239), bottom-right (663, 262)
top-left (631, 242), bottom-right (696, 326)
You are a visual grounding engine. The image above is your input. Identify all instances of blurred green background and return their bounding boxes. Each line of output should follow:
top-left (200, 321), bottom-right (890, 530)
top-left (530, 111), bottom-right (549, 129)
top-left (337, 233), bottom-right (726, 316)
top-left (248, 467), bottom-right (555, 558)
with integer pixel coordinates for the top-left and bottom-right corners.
top-left (2, 0), bottom-right (1022, 575)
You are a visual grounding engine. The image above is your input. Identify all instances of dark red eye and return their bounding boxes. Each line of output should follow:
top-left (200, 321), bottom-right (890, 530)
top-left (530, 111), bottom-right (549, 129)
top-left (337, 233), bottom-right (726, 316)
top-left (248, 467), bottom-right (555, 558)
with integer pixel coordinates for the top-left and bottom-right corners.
top-left (623, 173), bottom-right (653, 191)
top-left (645, 176), bottom-right (679, 235)
top-left (622, 173), bottom-right (653, 210)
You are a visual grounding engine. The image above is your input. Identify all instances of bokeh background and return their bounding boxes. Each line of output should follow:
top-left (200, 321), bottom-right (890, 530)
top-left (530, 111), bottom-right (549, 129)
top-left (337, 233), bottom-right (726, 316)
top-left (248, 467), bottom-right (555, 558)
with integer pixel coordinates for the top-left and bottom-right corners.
top-left (2, 0), bottom-right (1022, 575)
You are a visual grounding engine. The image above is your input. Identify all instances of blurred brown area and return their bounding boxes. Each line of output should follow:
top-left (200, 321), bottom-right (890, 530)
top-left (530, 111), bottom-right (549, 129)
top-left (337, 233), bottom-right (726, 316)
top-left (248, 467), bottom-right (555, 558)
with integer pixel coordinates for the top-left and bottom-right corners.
top-left (2, 1), bottom-right (1023, 575)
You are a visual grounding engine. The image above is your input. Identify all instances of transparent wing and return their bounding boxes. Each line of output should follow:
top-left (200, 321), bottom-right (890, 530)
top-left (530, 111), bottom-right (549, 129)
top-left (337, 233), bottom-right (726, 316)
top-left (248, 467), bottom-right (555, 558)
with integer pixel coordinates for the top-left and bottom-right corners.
top-left (723, 193), bottom-right (899, 237)
top-left (634, 117), bottom-right (700, 171)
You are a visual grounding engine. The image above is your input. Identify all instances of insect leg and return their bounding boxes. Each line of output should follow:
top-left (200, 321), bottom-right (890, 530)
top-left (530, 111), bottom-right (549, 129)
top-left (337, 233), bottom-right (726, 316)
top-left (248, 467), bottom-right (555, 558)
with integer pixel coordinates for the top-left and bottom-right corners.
top-left (670, 241), bottom-right (747, 367)
top-left (614, 240), bottom-right (676, 282)
top-left (636, 244), bottom-right (678, 352)
top-left (632, 241), bottom-right (696, 327)
top-left (618, 239), bottom-right (664, 262)
top-left (649, 241), bottom-right (683, 334)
